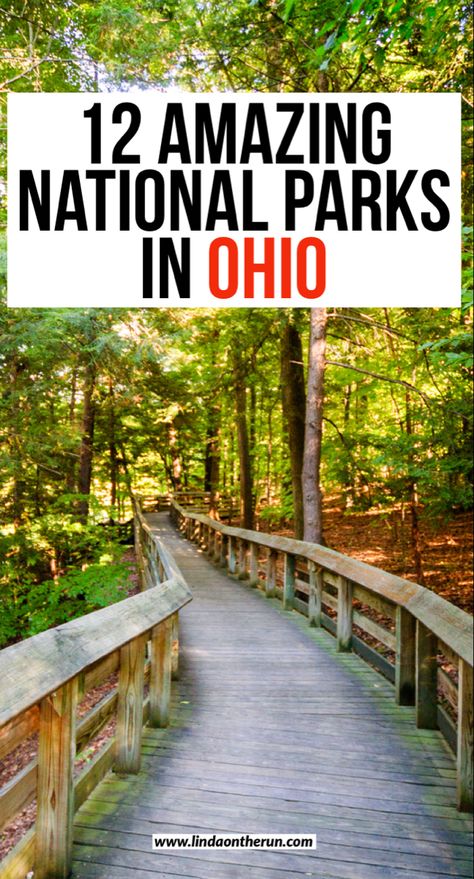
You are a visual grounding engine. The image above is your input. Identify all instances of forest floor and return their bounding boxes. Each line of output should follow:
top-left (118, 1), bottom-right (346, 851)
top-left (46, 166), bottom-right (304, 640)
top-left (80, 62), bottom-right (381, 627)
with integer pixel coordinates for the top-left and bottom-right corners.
top-left (270, 497), bottom-right (473, 614)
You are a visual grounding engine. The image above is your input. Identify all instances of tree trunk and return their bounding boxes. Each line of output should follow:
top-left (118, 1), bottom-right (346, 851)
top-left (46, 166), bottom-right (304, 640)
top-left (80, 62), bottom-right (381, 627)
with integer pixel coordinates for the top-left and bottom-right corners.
top-left (280, 315), bottom-right (306, 538)
top-left (66, 364), bottom-right (78, 493)
top-left (168, 422), bottom-right (182, 492)
top-left (342, 383), bottom-right (355, 509)
top-left (77, 361), bottom-right (96, 521)
top-left (302, 308), bottom-right (328, 544)
top-left (108, 380), bottom-right (118, 522)
top-left (405, 389), bottom-right (425, 584)
top-left (233, 352), bottom-right (254, 529)
top-left (205, 406), bottom-right (221, 517)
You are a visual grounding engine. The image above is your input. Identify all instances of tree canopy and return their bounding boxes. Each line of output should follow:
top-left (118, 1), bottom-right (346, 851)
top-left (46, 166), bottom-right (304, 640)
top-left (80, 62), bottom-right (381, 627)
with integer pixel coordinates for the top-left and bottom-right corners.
top-left (0, 0), bottom-right (472, 645)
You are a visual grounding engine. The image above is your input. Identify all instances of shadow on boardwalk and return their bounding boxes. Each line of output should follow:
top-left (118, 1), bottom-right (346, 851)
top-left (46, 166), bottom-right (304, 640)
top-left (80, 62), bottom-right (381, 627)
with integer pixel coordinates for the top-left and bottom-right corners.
top-left (71, 513), bottom-right (474, 879)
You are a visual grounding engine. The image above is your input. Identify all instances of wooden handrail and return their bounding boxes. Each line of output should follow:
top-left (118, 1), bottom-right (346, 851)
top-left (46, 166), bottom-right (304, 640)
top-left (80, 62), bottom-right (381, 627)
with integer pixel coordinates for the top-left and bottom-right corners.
top-left (0, 576), bottom-right (190, 730)
top-left (170, 497), bottom-right (473, 813)
top-left (0, 500), bottom-right (192, 879)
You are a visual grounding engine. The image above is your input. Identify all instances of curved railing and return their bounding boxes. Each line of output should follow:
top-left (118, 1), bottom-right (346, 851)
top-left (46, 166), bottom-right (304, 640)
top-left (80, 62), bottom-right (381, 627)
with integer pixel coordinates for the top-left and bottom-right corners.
top-left (0, 502), bottom-right (192, 879)
top-left (170, 498), bottom-right (473, 813)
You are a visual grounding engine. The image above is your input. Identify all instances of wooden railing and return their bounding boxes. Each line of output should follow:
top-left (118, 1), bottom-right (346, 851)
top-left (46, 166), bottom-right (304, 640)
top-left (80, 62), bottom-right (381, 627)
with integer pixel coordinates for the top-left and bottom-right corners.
top-left (170, 498), bottom-right (473, 813)
top-left (141, 490), bottom-right (239, 521)
top-left (0, 502), bottom-right (192, 879)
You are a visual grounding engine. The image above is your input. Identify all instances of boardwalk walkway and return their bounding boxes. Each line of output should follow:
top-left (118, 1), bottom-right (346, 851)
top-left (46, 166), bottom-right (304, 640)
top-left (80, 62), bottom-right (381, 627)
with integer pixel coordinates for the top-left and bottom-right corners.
top-left (70, 513), bottom-right (473, 879)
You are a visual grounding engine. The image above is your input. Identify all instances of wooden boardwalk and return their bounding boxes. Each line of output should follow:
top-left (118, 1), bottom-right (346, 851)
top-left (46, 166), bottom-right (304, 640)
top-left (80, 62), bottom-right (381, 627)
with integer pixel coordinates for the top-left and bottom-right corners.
top-left (70, 513), bottom-right (473, 879)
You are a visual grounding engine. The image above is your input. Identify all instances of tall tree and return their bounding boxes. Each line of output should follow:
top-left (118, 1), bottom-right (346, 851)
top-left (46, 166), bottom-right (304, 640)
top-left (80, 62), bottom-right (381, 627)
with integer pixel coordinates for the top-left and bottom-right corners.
top-left (280, 313), bottom-right (306, 538)
top-left (303, 308), bottom-right (328, 544)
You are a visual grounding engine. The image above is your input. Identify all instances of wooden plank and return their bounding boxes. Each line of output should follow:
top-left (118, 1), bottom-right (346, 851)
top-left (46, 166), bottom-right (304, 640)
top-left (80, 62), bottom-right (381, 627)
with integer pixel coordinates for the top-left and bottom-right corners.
top-left (0, 760), bottom-right (36, 833)
top-left (439, 667), bottom-right (458, 710)
top-left (74, 739), bottom-right (116, 811)
top-left (84, 652), bottom-right (119, 693)
top-left (212, 531), bottom-right (222, 563)
top-left (149, 619), bottom-right (172, 728)
top-left (353, 611), bottom-right (396, 650)
top-left (337, 576), bottom-right (353, 652)
top-left (35, 678), bottom-right (78, 879)
top-left (249, 542), bottom-right (259, 587)
top-left (71, 824), bottom-right (473, 879)
top-left (266, 549), bottom-right (277, 598)
top-left (228, 536), bottom-right (237, 574)
top-left (308, 561), bottom-right (322, 627)
top-left (76, 691), bottom-right (118, 755)
top-left (457, 659), bottom-right (473, 812)
top-left (220, 532), bottom-right (228, 568)
top-left (0, 577), bottom-right (191, 728)
top-left (171, 612), bottom-right (179, 681)
top-left (0, 705), bottom-right (39, 762)
top-left (396, 607), bottom-right (416, 706)
top-left (438, 706), bottom-right (457, 756)
top-left (353, 585), bottom-right (396, 620)
top-left (238, 540), bottom-right (248, 580)
top-left (283, 553), bottom-right (295, 610)
top-left (0, 828), bottom-right (35, 879)
top-left (416, 621), bottom-right (438, 730)
top-left (114, 635), bottom-right (146, 774)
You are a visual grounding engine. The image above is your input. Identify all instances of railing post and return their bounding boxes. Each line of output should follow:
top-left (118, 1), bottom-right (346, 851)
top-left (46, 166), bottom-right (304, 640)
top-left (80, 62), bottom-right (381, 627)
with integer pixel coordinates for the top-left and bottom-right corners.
top-left (115, 634), bottom-right (146, 773)
top-left (283, 553), bottom-right (295, 609)
top-left (457, 658), bottom-right (473, 811)
top-left (228, 536), bottom-right (237, 574)
top-left (415, 621), bottom-right (438, 729)
top-left (266, 549), bottom-right (277, 598)
top-left (238, 539), bottom-right (248, 579)
top-left (149, 618), bottom-right (172, 727)
top-left (207, 526), bottom-right (215, 558)
top-left (395, 607), bottom-right (416, 705)
top-left (249, 542), bottom-right (259, 587)
top-left (337, 575), bottom-right (352, 651)
top-left (220, 532), bottom-right (228, 568)
top-left (213, 530), bottom-right (221, 562)
top-left (35, 678), bottom-right (78, 879)
top-left (171, 612), bottom-right (179, 680)
top-left (308, 561), bottom-right (322, 627)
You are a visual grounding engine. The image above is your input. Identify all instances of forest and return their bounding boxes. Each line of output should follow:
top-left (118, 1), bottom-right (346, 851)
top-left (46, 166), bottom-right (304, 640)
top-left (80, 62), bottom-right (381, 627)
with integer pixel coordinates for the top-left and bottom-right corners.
top-left (0, 0), bottom-right (472, 649)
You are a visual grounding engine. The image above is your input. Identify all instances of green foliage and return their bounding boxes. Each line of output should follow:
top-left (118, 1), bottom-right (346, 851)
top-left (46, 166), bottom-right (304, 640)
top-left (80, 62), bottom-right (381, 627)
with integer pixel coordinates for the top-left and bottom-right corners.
top-left (0, 0), bottom-right (471, 624)
top-left (0, 508), bottom-right (128, 647)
